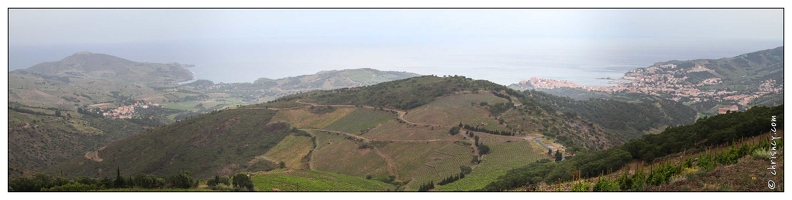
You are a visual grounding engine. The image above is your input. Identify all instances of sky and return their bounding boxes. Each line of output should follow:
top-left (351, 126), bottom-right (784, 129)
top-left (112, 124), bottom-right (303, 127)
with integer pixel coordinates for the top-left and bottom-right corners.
top-left (9, 9), bottom-right (783, 46)
top-left (7, 9), bottom-right (785, 85)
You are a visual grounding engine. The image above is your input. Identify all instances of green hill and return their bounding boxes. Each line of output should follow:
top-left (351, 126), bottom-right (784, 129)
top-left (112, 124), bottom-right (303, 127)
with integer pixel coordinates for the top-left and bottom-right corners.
top-left (483, 105), bottom-right (783, 191)
top-left (47, 108), bottom-right (292, 179)
top-left (292, 75), bottom-right (514, 110)
top-left (41, 75), bottom-right (740, 191)
top-left (8, 52), bottom-right (420, 178)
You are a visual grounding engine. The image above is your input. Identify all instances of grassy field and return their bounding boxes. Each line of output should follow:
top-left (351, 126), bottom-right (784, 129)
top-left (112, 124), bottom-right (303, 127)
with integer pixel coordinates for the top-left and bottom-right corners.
top-left (272, 107), bottom-right (356, 129)
top-left (323, 108), bottom-right (395, 134)
top-left (365, 119), bottom-right (450, 141)
top-left (435, 141), bottom-right (545, 191)
top-left (310, 131), bottom-right (391, 179)
top-left (262, 134), bottom-right (314, 169)
top-left (405, 93), bottom-right (509, 131)
top-left (252, 169), bottom-right (393, 191)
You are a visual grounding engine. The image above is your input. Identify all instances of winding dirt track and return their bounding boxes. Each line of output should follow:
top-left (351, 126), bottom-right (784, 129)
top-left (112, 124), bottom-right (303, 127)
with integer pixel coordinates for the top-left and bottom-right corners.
top-left (257, 98), bottom-right (547, 182)
top-left (374, 148), bottom-right (399, 179)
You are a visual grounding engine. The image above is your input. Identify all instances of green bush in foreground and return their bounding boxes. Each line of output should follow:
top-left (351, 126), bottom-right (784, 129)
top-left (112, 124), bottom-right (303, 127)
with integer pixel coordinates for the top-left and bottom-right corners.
top-left (592, 177), bottom-right (619, 192)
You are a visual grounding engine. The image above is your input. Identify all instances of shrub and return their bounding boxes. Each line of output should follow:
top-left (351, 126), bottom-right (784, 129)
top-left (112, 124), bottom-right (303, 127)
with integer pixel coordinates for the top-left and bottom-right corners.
top-left (751, 148), bottom-right (771, 160)
top-left (449, 126), bottom-right (461, 135)
top-left (647, 163), bottom-right (682, 186)
top-left (592, 177), bottom-right (619, 192)
top-left (232, 173), bottom-right (254, 191)
top-left (617, 171), bottom-right (632, 191)
top-left (168, 171), bottom-right (197, 189)
top-left (683, 158), bottom-right (693, 168)
top-left (214, 183), bottom-right (235, 191)
top-left (630, 168), bottom-right (646, 191)
top-left (715, 146), bottom-right (740, 165)
top-left (460, 166), bottom-right (472, 175)
top-left (571, 181), bottom-right (591, 192)
top-left (697, 153), bottom-right (716, 171)
top-left (45, 183), bottom-right (96, 192)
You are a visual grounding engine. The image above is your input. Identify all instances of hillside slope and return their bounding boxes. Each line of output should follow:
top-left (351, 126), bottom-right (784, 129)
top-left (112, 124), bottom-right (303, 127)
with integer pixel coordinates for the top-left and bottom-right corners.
top-left (8, 52), bottom-right (420, 178)
top-left (48, 108), bottom-right (293, 179)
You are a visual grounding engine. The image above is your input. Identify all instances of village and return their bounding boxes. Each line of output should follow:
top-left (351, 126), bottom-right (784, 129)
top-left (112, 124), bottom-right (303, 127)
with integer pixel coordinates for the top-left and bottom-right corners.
top-left (99, 101), bottom-right (161, 119)
top-left (523, 63), bottom-right (782, 114)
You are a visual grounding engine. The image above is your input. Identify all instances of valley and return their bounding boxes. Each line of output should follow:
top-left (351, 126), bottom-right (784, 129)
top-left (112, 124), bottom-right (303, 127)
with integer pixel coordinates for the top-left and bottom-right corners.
top-left (8, 47), bottom-right (783, 192)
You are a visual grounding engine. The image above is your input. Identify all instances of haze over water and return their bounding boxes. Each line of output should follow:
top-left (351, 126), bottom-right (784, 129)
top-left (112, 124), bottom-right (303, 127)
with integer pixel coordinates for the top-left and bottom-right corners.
top-left (9, 37), bottom-right (781, 86)
top-left (9, 9), bottom-right (783, 86)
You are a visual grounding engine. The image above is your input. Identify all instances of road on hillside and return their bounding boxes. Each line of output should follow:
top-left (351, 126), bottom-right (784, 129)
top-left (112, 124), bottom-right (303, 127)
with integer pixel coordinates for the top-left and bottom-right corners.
top-left (295, 99), bottom-right (441, 128)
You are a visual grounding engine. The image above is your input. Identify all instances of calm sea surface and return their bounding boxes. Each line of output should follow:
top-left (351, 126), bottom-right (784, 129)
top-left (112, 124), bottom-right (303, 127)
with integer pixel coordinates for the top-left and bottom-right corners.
top-left (9, 38), bottom-right (782, 86)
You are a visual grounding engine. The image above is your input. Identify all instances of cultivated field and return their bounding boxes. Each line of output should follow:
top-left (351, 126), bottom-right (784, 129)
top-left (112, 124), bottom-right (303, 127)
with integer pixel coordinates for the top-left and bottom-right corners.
top-left (435, 141), bottom-right (545, 191)
top-left (365, 119), bottom-right (451, 141)
top-left (405, 93), bottom-right (509, 131)
top-left (310, 131), bottom-right (391, 179)
top-left (262, 135), bottom-right (314, 169)
top-left (378, 141), bottom-right (471, 190)
top-left (272, 107), bottom-right (356, 129)
top-left (324, 108), bottom-right (395, 134)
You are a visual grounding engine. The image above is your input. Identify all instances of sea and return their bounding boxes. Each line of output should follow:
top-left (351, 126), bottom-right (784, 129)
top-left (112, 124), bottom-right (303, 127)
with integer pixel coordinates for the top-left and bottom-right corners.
top-left (8, 37), bottom-right (782, 86)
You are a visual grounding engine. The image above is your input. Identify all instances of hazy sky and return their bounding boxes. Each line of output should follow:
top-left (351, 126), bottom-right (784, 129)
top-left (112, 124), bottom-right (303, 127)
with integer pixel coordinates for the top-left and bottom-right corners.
top-left (8, 9), bottom-right (784, 85)
top-left (10, 9), bottom-right (782, 46)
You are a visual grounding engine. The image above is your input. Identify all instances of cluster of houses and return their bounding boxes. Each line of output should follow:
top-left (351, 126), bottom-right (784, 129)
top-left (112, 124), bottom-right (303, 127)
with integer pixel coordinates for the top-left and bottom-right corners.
top-left (717, 105), bottom-right (740, 115)
top-left (522, 63), bottom-right (782, 109)
top-left (100, 101), bottom-right (161, 119)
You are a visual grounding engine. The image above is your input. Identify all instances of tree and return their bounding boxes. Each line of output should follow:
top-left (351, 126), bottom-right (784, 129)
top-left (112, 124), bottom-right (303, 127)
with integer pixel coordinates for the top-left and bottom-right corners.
top-left (555, 150), bottom-right (563, 161)
top-left (279, 161), bottom-right (286, 169)
top-left (169, 171), bottom-right (196, 189)
top-left (460, 165), bottom-right (472, 175)
top-left (233, 173), bottom-right (254, 191)
top-left (479, 144), bottom-right (490, 155)
top-left (449, 126), bottom-right (461, 135)
top-left (114, 167), bottom-right (126, 188)
top-left (55, 110), bottom-right (62, 117)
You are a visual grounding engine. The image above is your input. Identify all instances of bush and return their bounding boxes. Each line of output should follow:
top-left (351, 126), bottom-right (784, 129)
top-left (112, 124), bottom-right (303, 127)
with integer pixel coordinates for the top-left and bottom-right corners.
top-left (214, 183), bottom-right (236, 191)
top-left (751, 148), bottom-right (771, 160)
top-left (646, 163), bottom-right (682, 186)
top-left (449, 126), bottom-right (461, 135)
top-left (460, 166), bottom-right (472, 175)
top-left (592, 177), bottom-right (619, 191)
top-left (478, 144), bottom-right (490, 155)
top-left (697, 153), bottom-right (716, 171)
top-left (571, 181), bottom-right (591, 192)
top-left (715, 146), bottom-right (741, 165)
top-left (617, 171), bottom-right (631, 191)
top-left (168, 171), bottom-right (197, 189)
top-left (44, 183), bottom-right (96, 192)
top-left (630, 168), bottom-right (646, 191)
top-left (233, 173), bottom-right (254, 191)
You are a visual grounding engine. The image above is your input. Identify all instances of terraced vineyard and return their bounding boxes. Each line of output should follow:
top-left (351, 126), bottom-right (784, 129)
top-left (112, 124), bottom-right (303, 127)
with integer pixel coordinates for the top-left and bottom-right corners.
top-left (379, 141), bottom-right (469, 190)
top-left (435, 141), bottom-right (546, 191)
top-left (405, 92), bottom-right (509, 131)
top-left (310, 131), bottom-right (391, 179)
top-left (271, 107), bottom-right (356, 129)
top-left (365, 119), bottom-right (451, 141)
top-left (262, 134), bottom-right (314, 169)
top-left (324, 108), bottom-right (395, 134)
